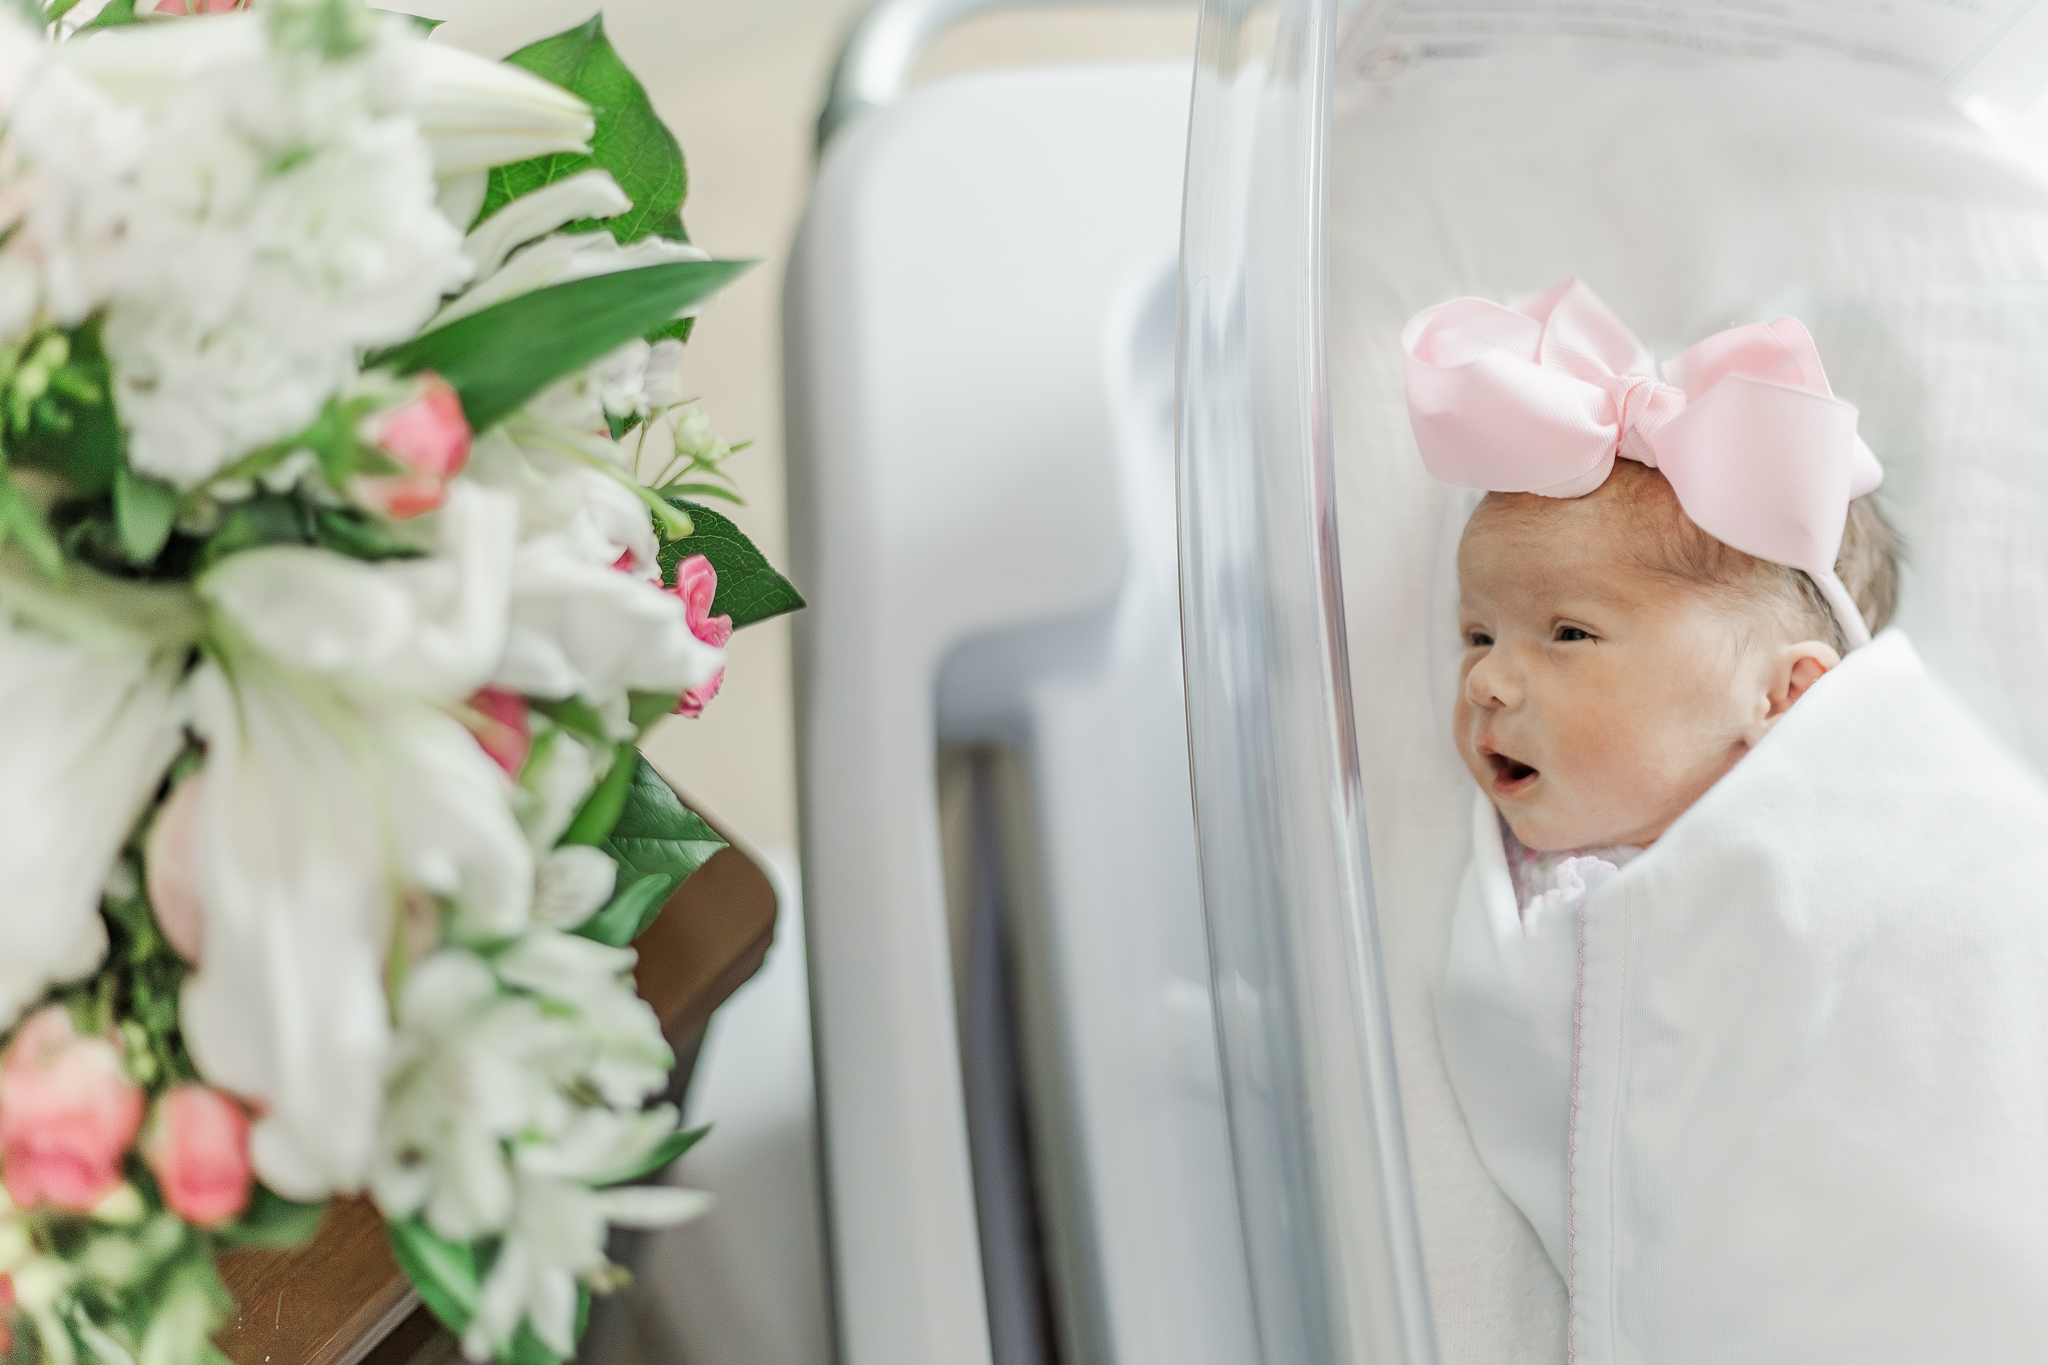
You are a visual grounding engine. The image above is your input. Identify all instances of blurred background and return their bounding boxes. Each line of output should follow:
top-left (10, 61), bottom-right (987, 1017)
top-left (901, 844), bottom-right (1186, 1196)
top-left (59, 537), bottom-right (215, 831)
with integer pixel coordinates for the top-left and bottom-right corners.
top-left (408, 4), bottom-right (1197, 1361)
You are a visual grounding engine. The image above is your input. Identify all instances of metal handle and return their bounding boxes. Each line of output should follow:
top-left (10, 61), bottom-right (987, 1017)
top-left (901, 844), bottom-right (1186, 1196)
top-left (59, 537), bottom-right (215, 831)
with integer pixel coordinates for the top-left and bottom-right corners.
top-left (817, 0), bottom-right (1191, 152)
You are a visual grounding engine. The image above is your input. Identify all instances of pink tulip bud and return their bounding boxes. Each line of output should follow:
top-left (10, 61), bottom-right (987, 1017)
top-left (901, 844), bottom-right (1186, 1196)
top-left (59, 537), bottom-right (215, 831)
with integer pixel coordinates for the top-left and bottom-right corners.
top-left (0, 1007), bottom-right (145, 1213)
top-left (465, 687), bottom-right (532, 777)
top-left (352, 375), bottom-right (472, 521)
top-left (142, 1084), bottom-right (253, 1229)
top-left (144, 775), bottom-right (206, 966)
top-left (667, 555), bottom-right (732, 719)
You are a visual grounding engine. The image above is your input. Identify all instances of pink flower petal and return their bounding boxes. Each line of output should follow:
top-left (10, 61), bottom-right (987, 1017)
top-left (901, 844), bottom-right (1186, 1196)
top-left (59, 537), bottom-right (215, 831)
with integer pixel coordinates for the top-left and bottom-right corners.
top-left (0, 1007), bottom-right (145, 1213)
top-left (143, 1084), bottom-right (253, 1228)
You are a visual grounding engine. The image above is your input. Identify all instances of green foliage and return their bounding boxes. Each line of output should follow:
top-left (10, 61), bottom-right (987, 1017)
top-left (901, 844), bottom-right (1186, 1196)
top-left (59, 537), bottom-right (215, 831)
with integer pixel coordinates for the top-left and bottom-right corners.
top-left (626, 690), bottom-right (679, 732)
top-left (0, 474), bottom-right (61, 578)
top-left (372, 260), bottom-right (752, 434)
top-left (476, 16), bottom-right (688, 246)
top-left (312, 508), bottom-right (428, 562)
top-left (21, 1214), bottom-right (230, 1365)
top-left (596, 1125), bottom-right (708, 1187)
top-left (655, 499), bottom-right (804, 628)
top-left (94, 850), bottom-right (195, 1089)
top-left (194, 495), bottom-right (313, 572)
top-left (530, 696), bottom-right (612, 750)
top-left (388, 1221), bottom-right (591, 1365)
top-left (113, 467), bottom-right (177, 566)
top-left (575, 756), bottom-right (724, 947)
top-left (558, 740), bottom-right (638, 847)
top-left (75, 0), bottom-right (138, 28)
top-left (572, 873), bottom-right (670, 948)
top-left (387, 1217), bottom-right (481, 1338)
top-left (374, 7), bottom-right (442, 29)
top-left (12, 321), bottom-right (121, 499)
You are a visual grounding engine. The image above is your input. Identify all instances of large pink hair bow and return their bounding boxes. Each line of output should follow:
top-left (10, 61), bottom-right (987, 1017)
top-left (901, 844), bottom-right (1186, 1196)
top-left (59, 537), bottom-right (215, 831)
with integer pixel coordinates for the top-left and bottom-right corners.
top-left (1404, 279), bottom-right (1884, 648)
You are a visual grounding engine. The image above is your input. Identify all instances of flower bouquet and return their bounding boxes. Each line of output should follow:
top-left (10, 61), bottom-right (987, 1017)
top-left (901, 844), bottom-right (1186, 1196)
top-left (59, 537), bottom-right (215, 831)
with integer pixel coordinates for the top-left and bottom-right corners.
top-left (0, 1), bottom-right (801, 1360)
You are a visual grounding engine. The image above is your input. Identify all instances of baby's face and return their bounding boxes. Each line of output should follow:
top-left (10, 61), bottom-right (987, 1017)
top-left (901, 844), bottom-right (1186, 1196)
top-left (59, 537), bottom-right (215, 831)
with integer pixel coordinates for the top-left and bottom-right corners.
top-left (1454, 497), bottom-right (1780, 851)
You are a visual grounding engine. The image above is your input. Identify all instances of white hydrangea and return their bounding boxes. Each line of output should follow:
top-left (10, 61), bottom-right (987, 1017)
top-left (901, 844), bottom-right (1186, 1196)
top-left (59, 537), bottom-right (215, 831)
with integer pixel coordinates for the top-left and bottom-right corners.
top-left (12, 6), bottom-right (476, 488)
top-left (373, 906), bottom-right (707, 1361)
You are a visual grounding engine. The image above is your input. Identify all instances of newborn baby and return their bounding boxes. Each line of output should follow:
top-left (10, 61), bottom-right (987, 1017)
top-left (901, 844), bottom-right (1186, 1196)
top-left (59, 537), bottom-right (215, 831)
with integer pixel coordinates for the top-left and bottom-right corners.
top-left (1408, 280), bottom-right (2048, 1365)
top-left (1445, 456), bottom-right (1896, 1273)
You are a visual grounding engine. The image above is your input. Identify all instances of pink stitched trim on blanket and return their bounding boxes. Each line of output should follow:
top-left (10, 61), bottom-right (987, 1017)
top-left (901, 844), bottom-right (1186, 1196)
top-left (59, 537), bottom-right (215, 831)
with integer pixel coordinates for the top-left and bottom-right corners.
top-left (1567, 893), bottom-right (1589, 1362)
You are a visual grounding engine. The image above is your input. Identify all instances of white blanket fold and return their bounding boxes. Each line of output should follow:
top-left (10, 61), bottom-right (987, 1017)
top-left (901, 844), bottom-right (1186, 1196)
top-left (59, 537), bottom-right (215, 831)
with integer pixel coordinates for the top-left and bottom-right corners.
top-left (1574, 632), bottom-right (2048, 1362)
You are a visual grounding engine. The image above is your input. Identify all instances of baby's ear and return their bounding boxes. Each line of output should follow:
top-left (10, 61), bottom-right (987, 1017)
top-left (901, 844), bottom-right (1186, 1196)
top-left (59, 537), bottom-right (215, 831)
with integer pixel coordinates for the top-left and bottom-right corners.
top-left (1744, 640), bottom-right (1842, 746)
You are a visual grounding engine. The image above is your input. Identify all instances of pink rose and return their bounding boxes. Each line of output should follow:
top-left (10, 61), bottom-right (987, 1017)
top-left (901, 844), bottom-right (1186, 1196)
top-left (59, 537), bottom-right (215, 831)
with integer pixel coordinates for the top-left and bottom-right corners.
top-left (0, 1006), bottom-right (145, 1213)
top-left (667, 554), bottom-right (732, 719)
top-left (142, 1084), bottom-right (253, 1229)
top-left (465, 687), bottom-right (531, 777)
top-left (352, 375), bottom-right (472, 521)
top-left (144, 775), bottom-right (206, 965)
top-left (0, 1273), bottom-right (13, 1355)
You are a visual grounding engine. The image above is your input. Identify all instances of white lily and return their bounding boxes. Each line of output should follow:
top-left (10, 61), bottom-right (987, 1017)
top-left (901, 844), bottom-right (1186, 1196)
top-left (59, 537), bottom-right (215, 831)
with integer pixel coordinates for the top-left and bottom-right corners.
top-left (199, 481), bottom-right (519, 704)
top-left (517, 721), bottom-right (598, 850)
top-left (460, 168), bottom-right (629, 280)
top-left (497, 533), bottom-right (722, 738)
top-left (0, 609), bottom-right (186, 1027)
top-left (468, 1167), bottom-right (708, 1360)
top-left (372, 914), bottom-right (704, 1361)
top-left (428, 229), bottom-right (709, 332)
top-left (180, 657), bottom-right (395, 1200)
top-left (399, 36), bottom-right (593, 178)
top-left (56, 7), bottom-right (592, 181)
top-left (465, 423), bottom-right (661, 575)
top-left (532, 846), bottom-right (616, 930)
top-left (181, 650), bottom-right (534, 1200)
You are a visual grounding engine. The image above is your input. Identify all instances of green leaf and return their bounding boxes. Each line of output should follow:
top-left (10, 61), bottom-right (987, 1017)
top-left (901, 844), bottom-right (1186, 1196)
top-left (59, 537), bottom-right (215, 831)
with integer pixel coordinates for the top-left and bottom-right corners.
top-left (572, 871), bottom-right (669, 948)
top-left (213, 1188), bottom-right (326, 1252)
top-left (78, 0), bottom-right (137, 27)
top-left (658, 481), bottom-right (745, 506)
top-left (14, 321), bottom-right (122, 499)
top-left (596, 1125), bottom-right (709, 1187)
top-left (374, 8), bottom-right (442, 29)
top-left (196, 496), bottom-right (310, 570)
top-left (113, 466), bottom-right (176, 566)
top-left (0, 474), bottom-right (63, 579)
top-left (655, 499), bottom-right (804, 628)
top-left (582, 757), bottom-right (724, 940)
top-left (559, 740), bottom-right (637, 847)
top-left (314, 510), bottom-right (425, 562)
top-left (531, 696), bottom-right (612, 749)
top-left (626, 689), bottom-right (678, 732)
top-left (477, 15), bottom-right (687, 245)
top-left (386, 1218), bottom-right (480, 1336)
top-left (372, 260), bottom-right (753, 434)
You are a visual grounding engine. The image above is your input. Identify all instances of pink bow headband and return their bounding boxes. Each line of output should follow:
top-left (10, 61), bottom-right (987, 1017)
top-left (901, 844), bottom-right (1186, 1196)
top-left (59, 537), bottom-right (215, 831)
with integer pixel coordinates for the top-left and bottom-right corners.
top-left (1403, 279), bottom-right (1883, 648)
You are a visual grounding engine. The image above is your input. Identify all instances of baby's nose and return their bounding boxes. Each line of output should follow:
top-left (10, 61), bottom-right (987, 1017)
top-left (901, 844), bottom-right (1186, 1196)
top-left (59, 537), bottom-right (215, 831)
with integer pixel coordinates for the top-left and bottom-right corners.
top-left (1465, 649), bottom-right (1521, 709)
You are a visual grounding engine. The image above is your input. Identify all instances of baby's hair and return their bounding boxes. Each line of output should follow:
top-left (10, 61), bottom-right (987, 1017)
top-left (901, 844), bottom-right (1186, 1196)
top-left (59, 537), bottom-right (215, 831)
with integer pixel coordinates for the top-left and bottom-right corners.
top-left (1597, 459), bottom-right (1901, 654)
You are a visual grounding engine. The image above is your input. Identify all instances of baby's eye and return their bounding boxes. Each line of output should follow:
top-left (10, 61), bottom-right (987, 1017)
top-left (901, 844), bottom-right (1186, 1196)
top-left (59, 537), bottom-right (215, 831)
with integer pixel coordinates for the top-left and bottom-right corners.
top-left (1555, 625), bottom-right (1594, 642)
top-left (1465, 629), bottom-right (1493, 648)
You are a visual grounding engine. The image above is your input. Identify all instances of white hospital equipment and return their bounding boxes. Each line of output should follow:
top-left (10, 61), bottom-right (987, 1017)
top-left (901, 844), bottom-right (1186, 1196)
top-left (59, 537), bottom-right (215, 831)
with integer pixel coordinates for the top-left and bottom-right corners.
top-left (785, 2), bottom-right (2048, 1362)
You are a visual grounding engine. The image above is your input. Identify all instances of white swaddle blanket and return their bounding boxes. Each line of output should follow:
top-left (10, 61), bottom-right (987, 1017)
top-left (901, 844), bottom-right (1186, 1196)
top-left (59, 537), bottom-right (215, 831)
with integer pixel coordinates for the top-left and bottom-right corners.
top-left (1437, 631), bottom-right (2048, 1363)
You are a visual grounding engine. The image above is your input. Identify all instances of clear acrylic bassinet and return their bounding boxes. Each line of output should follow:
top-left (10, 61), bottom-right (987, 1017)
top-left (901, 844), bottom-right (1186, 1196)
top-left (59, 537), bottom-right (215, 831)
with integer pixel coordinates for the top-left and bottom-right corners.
top-left (1175, 4), bottom-right (2048, 1362)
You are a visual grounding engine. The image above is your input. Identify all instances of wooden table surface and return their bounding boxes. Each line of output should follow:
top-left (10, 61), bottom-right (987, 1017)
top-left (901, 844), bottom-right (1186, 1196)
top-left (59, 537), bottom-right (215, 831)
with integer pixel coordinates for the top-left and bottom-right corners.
top-left (214, 808), bottom-right (779, 1365)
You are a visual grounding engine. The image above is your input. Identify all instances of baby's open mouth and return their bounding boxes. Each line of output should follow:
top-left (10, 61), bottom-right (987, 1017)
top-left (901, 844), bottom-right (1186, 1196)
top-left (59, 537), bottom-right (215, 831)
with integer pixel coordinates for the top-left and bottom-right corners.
top-left (1482, 747), bottom-right (1539, 794)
